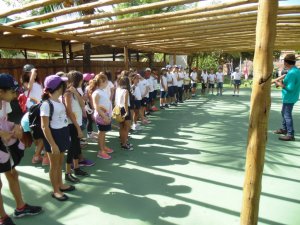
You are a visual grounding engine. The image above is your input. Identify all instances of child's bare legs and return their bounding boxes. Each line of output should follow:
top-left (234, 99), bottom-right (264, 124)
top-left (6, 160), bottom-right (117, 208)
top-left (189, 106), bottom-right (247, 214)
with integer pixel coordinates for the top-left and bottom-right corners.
top-left (4, 169), bottom-right (25, 209)
top-left (48, 152), bottom-right (65, 197)
top-left (33, 139), bottom-right (43, 159)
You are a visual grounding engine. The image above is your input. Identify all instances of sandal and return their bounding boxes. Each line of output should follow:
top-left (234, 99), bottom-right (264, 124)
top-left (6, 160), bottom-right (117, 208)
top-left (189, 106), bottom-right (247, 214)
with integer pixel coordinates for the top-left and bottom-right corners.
top-left (59, 185), bottom-right (75, 192)
top-left (51, 193), bottom-right (69, 201)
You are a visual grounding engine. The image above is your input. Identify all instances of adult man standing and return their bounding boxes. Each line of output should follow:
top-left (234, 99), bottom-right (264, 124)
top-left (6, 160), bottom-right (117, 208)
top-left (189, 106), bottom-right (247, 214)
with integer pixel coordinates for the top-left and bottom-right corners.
top-left (274, 54), bottom-right (300, 141)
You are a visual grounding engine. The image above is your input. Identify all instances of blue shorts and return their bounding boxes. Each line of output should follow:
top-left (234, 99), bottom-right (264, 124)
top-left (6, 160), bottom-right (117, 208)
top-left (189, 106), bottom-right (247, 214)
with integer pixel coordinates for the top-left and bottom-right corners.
top-left (234, 80), bottom-right (241, 86)
top-left (153, 90), bottom-right (158, 100)
top-left (217, 82), bottom-right (223, 89)
top-left (97, 123), bottom-right (112, 132)
top-left (141, 98), bottom-right (147, 107)
top-left (43, 126), bottom-right (70, 153)
top-left (209, 83), bottom-right (215, 88)
top-left (192, 83), bottom-right (197, 88)
top-left (134, 100), bottom-right (141, 109)
top-left (149, 91), bottom-right (154, 102)
top-left (160, 91), bottom-right (167, 98)
top-left (168, 86), bottom-right (174, 97)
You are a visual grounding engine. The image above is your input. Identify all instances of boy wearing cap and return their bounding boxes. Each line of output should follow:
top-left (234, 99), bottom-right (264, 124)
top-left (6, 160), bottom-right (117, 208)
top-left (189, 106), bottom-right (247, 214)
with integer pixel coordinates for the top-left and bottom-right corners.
top-left (190, 67), bottom-right (198, 97)
top-left (274, 54), bottom-right (300, 141)
top-left (0, 74), bottom-right (42, 225)
top-left (231, 67), bottom-right (242, 96)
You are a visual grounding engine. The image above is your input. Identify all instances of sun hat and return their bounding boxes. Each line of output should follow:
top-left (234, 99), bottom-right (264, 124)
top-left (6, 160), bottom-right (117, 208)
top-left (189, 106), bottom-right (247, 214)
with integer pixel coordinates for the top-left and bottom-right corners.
top-left (44, 75), bottom-right (68, 91)
top-left (83, 73), bottom-right (95, 81)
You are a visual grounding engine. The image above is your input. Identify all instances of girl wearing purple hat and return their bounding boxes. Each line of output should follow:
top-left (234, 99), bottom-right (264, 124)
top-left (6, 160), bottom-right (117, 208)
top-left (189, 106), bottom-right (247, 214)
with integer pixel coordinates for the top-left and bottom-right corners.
top-left (40, 75), bottom-right (74, 201)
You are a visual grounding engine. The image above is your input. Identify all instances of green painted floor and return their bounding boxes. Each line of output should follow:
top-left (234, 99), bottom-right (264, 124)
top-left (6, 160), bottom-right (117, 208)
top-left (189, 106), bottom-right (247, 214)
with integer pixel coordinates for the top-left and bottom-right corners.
top-left (2, 88), bottom-right (300, 225)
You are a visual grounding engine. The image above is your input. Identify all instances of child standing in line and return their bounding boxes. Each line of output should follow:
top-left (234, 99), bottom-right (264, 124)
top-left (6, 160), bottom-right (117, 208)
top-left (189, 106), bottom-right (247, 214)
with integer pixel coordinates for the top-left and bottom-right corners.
top-left (201, 69), bottom-right (208, 96)
top-left (231, 67), bottom-right (242, 96)
top-left (64, 71), bottom-right (89, 183)
top-left (216, 68), bottom-right (224, 96)
top-left (177, 66), bottom-right (185, 103)
top-left (190, 67), bottom-right (198, 97)
top-left (115, 76), bottom-right (133, 151)
top-left (131, 74), bottom-right (142, 131)
top-left (0, 74), bottom-right (42, 225)
top-left (41, 75), bottom-right (74, 201)
top-left (183, 68), bottom-right (191, 100)
top-left (208, 69), bottom-right (216, 95)
top-left (160, 68), bottom-right (168, 109)
top-left (90, 74), bottom-right (113, 160)
top-left (138, 73), bottom-right (150, 124)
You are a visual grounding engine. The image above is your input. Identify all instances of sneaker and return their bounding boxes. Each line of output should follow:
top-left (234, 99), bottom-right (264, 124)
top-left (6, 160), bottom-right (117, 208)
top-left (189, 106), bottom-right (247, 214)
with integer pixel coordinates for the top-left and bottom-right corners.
top-left (80, 139), bottom-right (88, 148)
top-left (87, 133), bottom-right (98, 142)
top-left (142, 119), bottom-right (150, 125)
top-left (278, 135), bottom-right (295, 141)
top-left (273, 129), bottom-right (287, 135)
top-left (13, 204), bottom-right (42, 218)
top-left (160, 106), bottom-right (165, 110)
top-left (97, 152), bottom-right (111, 160)
top-left (151, 106), bottom-right (159, 111)
top-left (0, 216), bottom-right (15, 225)
top-left (164, 104), bottom-right (169, 108)
top-left (78, 159), bottom-right (95, 167)
top-left (74, 168), bottom-right (89, 176)
top-left (42, 156), bottom-right (50, 166)
top-left (65, 173), bottom-right (80, 183)
top-left (105, 148), bottom-right (114, 154)
top-left (31, 156), bottom-right (42, 164)
top-left (121, 144), bottom-right (134, 151)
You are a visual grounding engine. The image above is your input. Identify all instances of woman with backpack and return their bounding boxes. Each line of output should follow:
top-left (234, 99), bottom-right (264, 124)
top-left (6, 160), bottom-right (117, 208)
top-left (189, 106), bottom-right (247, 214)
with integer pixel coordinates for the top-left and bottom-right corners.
top-left (40, 75), bottom-right (74, 201)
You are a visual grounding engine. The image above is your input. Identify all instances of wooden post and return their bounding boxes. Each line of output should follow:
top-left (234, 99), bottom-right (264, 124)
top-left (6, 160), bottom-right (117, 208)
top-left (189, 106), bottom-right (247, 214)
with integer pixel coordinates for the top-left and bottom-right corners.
top-left (163, 53), bottom-right (166, 63)
top-left (240, 1), bottom-right (278, 225)
top-left (61, 40), bottom-right (67, 60)
top-left (24, 49), bottom-right (28, 60)
top-left (83, 42), bottom-right (91, 72)
top-left (136, 52), bottom-right (139, 62)
top-left (112, 49), bottom-right (116, 62)
top-left (173, 54), bottom-right (177, 65)
top-left (148, 53), bottom-right (154, 68)
top-left (124, 46), bottom-right (129, 70)
top-left (68, 41), bottom-right (73, 60)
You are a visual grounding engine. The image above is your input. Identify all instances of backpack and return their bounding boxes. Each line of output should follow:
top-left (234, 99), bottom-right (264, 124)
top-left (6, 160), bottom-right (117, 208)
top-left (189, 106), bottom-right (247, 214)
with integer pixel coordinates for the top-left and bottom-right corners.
top-left (112, 105), bottom-right (125, 123)
top-left (28, 100), bottom-right (54, 135)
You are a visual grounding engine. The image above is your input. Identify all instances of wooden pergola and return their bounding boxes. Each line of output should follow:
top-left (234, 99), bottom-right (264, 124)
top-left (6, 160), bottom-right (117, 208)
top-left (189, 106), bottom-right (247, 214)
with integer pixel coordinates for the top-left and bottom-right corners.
top-left (0, 0), bottom-right (299, 55)
top-left (0, 1), bottom-right (299, 225)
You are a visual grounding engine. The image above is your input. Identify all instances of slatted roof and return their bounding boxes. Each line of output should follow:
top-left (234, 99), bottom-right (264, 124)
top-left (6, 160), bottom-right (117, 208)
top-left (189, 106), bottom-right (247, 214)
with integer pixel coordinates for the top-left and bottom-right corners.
top-left (0, 0), bottom-right (299, 55)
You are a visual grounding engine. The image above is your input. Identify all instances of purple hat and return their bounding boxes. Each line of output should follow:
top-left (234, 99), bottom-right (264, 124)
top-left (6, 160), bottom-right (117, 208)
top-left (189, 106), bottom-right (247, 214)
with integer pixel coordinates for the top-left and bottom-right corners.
top-left (44, 75), bottom-right (68, 91)
top-left (83, 73), bottom-right (95, 81)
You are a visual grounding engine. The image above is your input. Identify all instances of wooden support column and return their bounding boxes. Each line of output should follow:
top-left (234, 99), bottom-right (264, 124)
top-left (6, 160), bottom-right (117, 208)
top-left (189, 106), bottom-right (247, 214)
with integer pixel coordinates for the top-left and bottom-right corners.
top-left (128, 50), bottom-right (131, 62)
top-left (149, 53), bottom-right (154, 68)
top-left (68, 42), bottom-right (73, 60)
top-left (240, 1), bottom-right (278, 225)
top-left (196, 55), bottom-right (199, 69)
top-left (136, 52), bottom-right (139, 62)
top-left (124, 46), bottom-right (129, 70)
top-left (61, 40), bottom-right (67, 60)
top-left (112, 49), bottom-right (116, 62)
top-left (163, 53), bottom-right (166, 63)
top-left (83, 42), bottom-right (91, 72)
top-left (24, 49), bottom-right (28, 60)
top-left (173, 54), bottom-right (177, 65)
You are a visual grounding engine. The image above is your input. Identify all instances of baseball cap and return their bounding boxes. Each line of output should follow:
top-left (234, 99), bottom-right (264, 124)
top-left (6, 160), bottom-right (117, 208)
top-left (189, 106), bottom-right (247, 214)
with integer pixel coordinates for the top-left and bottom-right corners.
top-left (161, 67), bottom-right (166, 71)
top-left (0, 74), bottom-right (19, 91)
top-left (83, 73), bottom-right (95, 81)
top-left (23, 64), bottom-right (35, 73)
top-left (44, 75), bottom-right (68, 91)
top-left (284, 54), bottom-right (296, 62)
top-left (145, 68), bottom-right (151, 72)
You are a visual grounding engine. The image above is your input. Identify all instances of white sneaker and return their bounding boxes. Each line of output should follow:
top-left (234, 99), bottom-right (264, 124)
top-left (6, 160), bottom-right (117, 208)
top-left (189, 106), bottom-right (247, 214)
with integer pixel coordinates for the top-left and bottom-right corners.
top-left (135, 124), bottom-right (142, 130)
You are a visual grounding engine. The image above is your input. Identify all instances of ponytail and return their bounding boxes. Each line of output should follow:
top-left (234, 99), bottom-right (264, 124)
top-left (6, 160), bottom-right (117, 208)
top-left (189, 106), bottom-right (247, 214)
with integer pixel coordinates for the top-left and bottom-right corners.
top-left (88, 78), bottom-right (98, 95)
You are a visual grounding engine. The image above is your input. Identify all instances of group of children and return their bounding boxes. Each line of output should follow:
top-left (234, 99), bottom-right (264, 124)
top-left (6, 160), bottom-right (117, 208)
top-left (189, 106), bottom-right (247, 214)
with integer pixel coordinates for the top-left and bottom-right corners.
top-left (0, 63), bottom-right (242, 225)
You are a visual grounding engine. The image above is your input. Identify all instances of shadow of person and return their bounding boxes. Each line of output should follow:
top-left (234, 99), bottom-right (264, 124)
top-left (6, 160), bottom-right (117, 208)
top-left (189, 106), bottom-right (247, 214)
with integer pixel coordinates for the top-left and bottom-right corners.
top-left (98, 192), bottom-right (191, 224)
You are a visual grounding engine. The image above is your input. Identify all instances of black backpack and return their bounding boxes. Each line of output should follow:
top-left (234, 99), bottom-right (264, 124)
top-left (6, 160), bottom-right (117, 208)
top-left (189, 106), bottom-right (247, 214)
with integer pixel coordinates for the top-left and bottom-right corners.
top-left (28, 100), bottom-right (54, 134)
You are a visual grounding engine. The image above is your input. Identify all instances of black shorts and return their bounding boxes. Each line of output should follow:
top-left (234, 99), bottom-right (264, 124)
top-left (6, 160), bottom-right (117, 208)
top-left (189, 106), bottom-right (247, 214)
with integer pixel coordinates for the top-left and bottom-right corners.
top-left (234, 80), bottom-right (241, 86)
top-left (153, 90), bottom-right (158, 100)
top-left (134, 100), bottom-right (141, 109)
top-left (192, 83), bottom-right (197, 88)
top-left (32, 127), bottom-right (44, 140)
top-left (43, 126), bottom-right (70, 153)
top-left (148, 91), bottom-right (155, 102)
top-left (209, 83), bottom-right (215, 88)
top-left (97, 124), bottom-right (112, 132)
top-left (201, 83), bottom-right (207, 89)
top-left (0, 140), bottom-right (24, 173)
top-left (141, 98), bottom-right (147, 107)
top-left (168, 86), bottom-right (174, 97)
top-left (160, 91), bottom-right (167, 98)
top-left (121, 107), bottom-right (131, 121)
top-left (184, 85), bottom-right (190, 91)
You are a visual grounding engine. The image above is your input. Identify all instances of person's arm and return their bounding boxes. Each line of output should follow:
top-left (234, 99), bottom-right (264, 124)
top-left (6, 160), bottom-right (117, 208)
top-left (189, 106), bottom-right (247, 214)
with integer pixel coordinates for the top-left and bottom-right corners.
top-left (64, 92), bottom-right (83, 138)
top-left (27, 68), bottom-right (37, 91)
top-left (123, 90), bottom-right (129, 117)
top-left (92, 93), bottom-right (110, 123)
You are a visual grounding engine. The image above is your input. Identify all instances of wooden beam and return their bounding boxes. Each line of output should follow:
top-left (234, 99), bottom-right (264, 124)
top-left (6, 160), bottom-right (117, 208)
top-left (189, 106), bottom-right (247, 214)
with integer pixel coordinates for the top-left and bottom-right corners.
top-left (6, 0), bottom-right (128, 27)
top-left (124, 46), bottom-right (129, 70)
top-left (0, 0), bottom-right (64, 18)
top-left (240, 1), bottom-right (278, 225)
top-left (26, 0), bottom-right (201, 30)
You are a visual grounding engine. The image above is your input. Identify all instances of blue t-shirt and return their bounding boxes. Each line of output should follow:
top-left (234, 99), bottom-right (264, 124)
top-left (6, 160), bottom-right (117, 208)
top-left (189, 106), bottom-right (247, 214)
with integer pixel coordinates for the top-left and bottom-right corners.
top-left (282, 66), bottom-right (300, 103)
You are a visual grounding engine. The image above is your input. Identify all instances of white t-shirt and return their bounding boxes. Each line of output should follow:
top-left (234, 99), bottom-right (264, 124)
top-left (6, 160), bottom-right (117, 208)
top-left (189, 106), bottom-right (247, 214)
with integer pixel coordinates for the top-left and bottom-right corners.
top-left (201, 73), bottom-right (208, 83)
top-left (166, 72), bottom-right (173, 87)
top-left (92, 89), bottom-right (112, 115)
top-left (177, 72), bottom-right (184, 87)
top-left (115, 87), bottom-right (130, 107)
top-left (0, 101), bottom-right (11, 119)
top-left (103, 81), bottom-right (114, 100)
top-left (138, 79), bottom-right (149, 98)
top-left (160, 75), bottom-right (168, 91)
top-left (132, 85), bottom-right (142, 101)
top-left (190, 72), bottom-right (197, 84)
top-left (183, 73), bottom-right (191, 85)
top-left (40, 99), bottom-right (68, 129)
top-left (171, 72), bottom-right (178, 86)
top-left (147, 77), bottom-right (154, 92)
top-left (216, 72), bottom-right (224, 83)
top-left (231, 72), bottom-right (242, 80)
top-left (152, 76), bottom-right (158, 90)
top-left (67, 94), bottom-right (83, 126)
top-left (208, 74), bottom-right (216, 84)
top-left (25, 82), bottom-right (43, 109)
